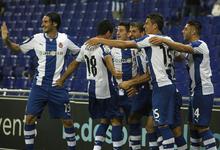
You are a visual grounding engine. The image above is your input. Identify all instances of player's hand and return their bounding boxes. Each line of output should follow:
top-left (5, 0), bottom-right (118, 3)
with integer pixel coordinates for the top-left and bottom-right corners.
top-left (55, 78), bottom-right (64, 87)
top-left (149, 37), bottom-right (164, 45)
top-left (126, 87), bottom-right (138, 97)
top-left (119, 80), bottom-right (131, 90)
top-left (113, 70), bottom-right (123, 79)
top-left (1, 22), bottom-right (9, 41)
top-left (86, 37), bottom-right (101, 46)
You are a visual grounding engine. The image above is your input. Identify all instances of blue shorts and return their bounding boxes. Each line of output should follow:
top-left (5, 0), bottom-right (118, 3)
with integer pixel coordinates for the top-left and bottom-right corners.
top-left (118, 95), bottom-right (132, 120)
top-left (188, 93), bottom-right (214, 126)
top-left (131, 87), bottom-right (152, 116)
top-left (152, 84), bottom-right (176, 126)
top-left (170, 91), bottom-right (183, 128)
top-left (88, 94), bottom-right (123, 120)
top-left (26, 85), bottom-right (72, 119)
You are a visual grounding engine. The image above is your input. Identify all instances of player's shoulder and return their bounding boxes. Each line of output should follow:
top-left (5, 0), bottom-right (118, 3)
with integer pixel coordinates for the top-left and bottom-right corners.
top-left (190, 40), bottom-right (207, 48)
top-left (135, 34), bottom-right (150, 42)
top-left (57, 32), bottom-right (68, 39)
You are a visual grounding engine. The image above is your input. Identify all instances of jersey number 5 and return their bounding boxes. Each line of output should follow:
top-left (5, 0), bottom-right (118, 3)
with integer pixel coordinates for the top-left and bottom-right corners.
top-left (85, 55), bottom-right (97, 77)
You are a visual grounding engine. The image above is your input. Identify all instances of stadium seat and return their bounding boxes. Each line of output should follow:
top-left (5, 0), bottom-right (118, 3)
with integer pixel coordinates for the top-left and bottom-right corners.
top-left (14, 77), bottom-right (31, 89)
top-left (2, 76), bottom-right (15, 89)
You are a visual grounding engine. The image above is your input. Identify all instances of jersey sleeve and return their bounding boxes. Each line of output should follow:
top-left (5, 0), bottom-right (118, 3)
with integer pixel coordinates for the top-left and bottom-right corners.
top-left (134, 35), bottom-right (152, 48)
top-left (100, 45), bottom-right (111, 58)
top-left (190, 41), bottom-right (207, 54)
top-left (19, 36), bottom-right (35, 54)
top-left (75, 48), bottom-right (84, 62)
top-left (67, 36), bottom-right (80, 55)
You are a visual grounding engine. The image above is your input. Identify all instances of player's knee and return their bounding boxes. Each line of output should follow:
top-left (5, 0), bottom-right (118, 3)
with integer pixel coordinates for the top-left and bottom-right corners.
top-left (128, 113), bottom-right (141, 124)
top-left (62, 119), bottom-right (74, 128)
top-left (100, 118), bottom-right (110, 124)
top-left (172, 126), bottom-right (182, 137)
top-left (24, 115), bottom-right (37, 125)
top-left (145, 116), bottom-right (155, 133)
top-left (111, 118), bottom-right (122, 126)
top-left (195, 125), bottom-right (210, 133)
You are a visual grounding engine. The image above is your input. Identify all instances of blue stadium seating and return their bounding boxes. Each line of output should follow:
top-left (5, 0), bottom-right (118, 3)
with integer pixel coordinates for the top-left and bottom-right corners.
top-left (0, 0), bottom-right (219, 98)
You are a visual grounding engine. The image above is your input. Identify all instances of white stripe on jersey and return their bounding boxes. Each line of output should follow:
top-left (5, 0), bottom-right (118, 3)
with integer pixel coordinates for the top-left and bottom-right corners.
top-left (76, 44), bottom-right (113, 99)
top-left (135, 34), bottom-right (173, 87)
top-left (20, 33), bottom-right (80, 86)
top-left (188, 40), bottom-right (214, 95)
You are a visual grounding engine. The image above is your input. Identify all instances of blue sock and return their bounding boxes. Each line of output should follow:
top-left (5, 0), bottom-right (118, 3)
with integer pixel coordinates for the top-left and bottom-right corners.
top-left (147, 132), bottom-right (159, 150)
top-left (190, 130), bottom-right (201, 149)
top-left (24, 124), bottom-right (36, 150)
top-left (64, 127), bottom-right (76, 150)
top-left (199, 130), bottom-right (217, 150)
top-left (112, 125), bottom-right (123, 150)
top-left (158, 126), bottom-right (175, 149)
top-left (129, 123), bottom-right (141, 150)
top-left (93, 123), bottom-right (109, 150)
top-left (175, 135), bottom-right (187, 150)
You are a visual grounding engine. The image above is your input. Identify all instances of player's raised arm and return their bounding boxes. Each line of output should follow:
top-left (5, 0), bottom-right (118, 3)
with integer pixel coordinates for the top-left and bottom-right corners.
top-left (1, 22), bottom-right (21, 52)
top-left (149, 36), bottom-right (194, 53)
top-left (86, 37), bottom-right (138, 49)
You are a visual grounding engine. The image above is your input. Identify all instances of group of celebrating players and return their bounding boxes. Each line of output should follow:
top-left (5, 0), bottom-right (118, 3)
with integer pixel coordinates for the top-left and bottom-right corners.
top-left (1, 11), bottom-right (217, 150)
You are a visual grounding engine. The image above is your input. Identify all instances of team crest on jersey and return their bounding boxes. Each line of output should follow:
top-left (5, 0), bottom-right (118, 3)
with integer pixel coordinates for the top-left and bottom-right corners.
top-left (58, 42), bottom-right (63, 48)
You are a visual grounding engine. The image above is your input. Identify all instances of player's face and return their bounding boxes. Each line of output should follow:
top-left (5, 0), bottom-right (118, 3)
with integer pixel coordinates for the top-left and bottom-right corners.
top-left (41, 16), bottom-right (54, 33)
top-left (129, 26), bottom-right (142, 40)
top-left (144, 18), bottom-right (154, 34)
top-left (182, 24), bottom-right (193, 41)
top-left (116, 26), bottom-right (129, 40)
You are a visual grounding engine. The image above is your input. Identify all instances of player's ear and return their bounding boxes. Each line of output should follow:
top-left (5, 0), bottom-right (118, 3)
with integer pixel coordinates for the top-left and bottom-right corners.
top-left (53, 22), bottom-right (58, 28)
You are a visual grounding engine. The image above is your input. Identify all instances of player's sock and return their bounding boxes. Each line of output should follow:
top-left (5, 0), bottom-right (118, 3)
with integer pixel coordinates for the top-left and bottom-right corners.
top-left (24, 124), bottom-right (36, 150)
top-left (199, 130), bottom-right (217, 150)
top-left (93, 123), bottom-right (109, 150)
top-left (156, 128), bottom-right (163, 150)
top-left (112, 125), bottom-right (123, 150)
top-left (190, 130), bottom-right (201, 149)
top-left (175, 135), bottom-right (187, 150)
top-left (147, 132), bottom-right (159, 150)
top-left (129, 123), bottom-right (141, 150)
top-left (64, 126), bottom-right (76, 150)
top-left (158, 126), bottom-right (175, 149)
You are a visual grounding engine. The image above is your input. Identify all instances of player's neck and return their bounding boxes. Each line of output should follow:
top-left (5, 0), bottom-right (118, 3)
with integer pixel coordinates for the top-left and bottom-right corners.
top-left (189, 36), bottom-right (200, 42)
top-left (46, 30), bottom-right (58, 39)
top-left (97, 35), bottom-right (108, 39)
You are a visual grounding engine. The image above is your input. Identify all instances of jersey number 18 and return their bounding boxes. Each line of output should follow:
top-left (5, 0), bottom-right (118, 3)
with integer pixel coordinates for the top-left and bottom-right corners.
top-left (85, 55), bottom-right (97, 77)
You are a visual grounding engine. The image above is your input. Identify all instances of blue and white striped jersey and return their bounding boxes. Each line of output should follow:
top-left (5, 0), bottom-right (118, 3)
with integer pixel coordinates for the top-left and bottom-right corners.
top-left (76, 44), bottom-right (115, 99)
top-left (135, 34), bottom-right (174, 87)
top-left (111, 47), bottom-right (138, 83)
top-left (187, 40), bottom-right (214, 95)
top-left (20, 33), bottom-right (80, 86)
top-left (111, 47), bottom-right (138, 95)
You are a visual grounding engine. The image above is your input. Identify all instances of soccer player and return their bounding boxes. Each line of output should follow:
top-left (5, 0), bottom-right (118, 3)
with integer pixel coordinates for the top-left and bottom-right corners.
top-left (149, 20), bottom-right (217, 150)
top-left (55, 20), bottom-right (124, 150)
top-left (86, 13), bottom-right (178, 150)
top-left (123, 22), bottom-right (187, 150)
top-left (126, 22), bottom-right (156, 150)
top-left (1, 12), bottom-right (79, 150)
top-left (111, 22), bottom-right (142, 149)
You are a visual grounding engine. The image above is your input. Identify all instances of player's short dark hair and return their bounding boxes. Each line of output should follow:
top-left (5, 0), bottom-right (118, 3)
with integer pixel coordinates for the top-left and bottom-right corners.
top-left (130, 22), bottom-right (145, 33)
top-left (118, 22), bottom-right (130, 32)
top-left (46, 12), bottom-right (61, 30)
top-left (146, 13), bottom-right (164, 31)
top-left (187, 20), bottom-right (202, 35)
top-left (97, 20), bottom-right (114, 35)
